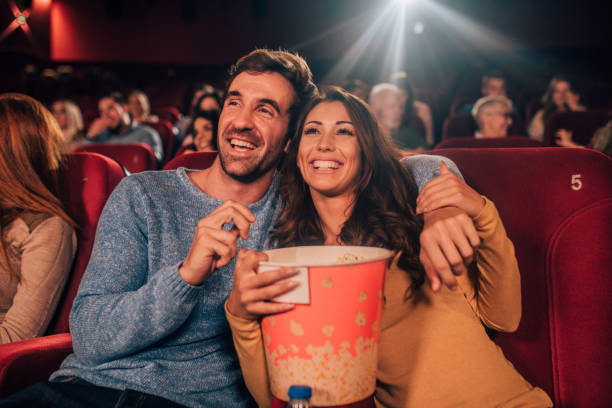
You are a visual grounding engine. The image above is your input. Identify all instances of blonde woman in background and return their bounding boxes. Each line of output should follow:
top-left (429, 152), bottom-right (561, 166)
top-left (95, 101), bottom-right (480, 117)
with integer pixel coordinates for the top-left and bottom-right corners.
top-left (1, 93), bottom-right (77, 344)
top-left (127, 90), bottom-right (159, 124)
top-left (51, 99), bottom-right (85, 153)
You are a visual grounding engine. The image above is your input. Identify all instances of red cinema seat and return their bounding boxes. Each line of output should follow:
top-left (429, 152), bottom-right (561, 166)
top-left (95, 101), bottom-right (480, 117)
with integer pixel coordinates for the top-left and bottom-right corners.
top-left (75, 142), bottom-right (157, 173)
top-left (162, 151), bottom-right (217, 171)
top-left (435, 137), bottom-right (543, 149)
top-left (443, 113), bottom-right (524, 139)
top-left (153, 106), bottom-right (182, 125)
top-left (543, 110), bottom-right (612, 147)
top-left (144, 120), bottom-right (176, 163)
top-left (428, 147), bottom-right (612, 408)
top-left (0, 152), bottom-right (126, 397)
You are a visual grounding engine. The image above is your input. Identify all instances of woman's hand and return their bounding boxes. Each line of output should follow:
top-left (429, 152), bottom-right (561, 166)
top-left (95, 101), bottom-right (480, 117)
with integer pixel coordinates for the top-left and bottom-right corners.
top-left (226, 249), bottom-right (299, 320)
top-left (555, 129), bottom-right (583, 148)
top-left (416, 162), bottom-right (485, 218)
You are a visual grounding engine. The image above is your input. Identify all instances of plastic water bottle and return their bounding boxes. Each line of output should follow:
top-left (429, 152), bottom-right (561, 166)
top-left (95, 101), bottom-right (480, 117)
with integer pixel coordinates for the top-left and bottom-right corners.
top-left (287, 385), bottom-right (312, 408)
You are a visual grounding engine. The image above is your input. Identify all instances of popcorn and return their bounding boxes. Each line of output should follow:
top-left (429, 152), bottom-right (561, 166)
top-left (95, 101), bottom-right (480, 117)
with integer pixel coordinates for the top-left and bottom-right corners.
top-left (358, 291), bottom-right (368, 303)
top-left (336, 253), bottom-right (365, 263)
top-left (266, 337), bottom-right (378, 405)
top-left (322, 277), bottom-right (333, 288)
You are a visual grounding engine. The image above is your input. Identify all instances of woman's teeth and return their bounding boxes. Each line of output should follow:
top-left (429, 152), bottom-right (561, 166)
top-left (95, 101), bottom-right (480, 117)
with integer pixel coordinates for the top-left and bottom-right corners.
top-left (313, 160), bottom-right (340, 170)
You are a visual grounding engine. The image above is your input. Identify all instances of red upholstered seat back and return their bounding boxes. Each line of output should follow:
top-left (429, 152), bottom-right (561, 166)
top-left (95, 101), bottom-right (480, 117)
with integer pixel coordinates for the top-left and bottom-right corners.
top-left (435, 136), bottom-right (543, 149)
top-left (428, 147), bottom-right (612, 407)
top-left (48, 153), bottom-right (125, 334)
top-left (443, 112), bottom-right (524, 139)
top-left (145, 120), bottom-right (176, 163)
top-left (152, 106), bottom-right (181, 125)
top-left (543, 110), bottom-right (612, 147)
top-left (162, 151), bottom-right (217, 170)
top-left (75, 142), bottom-right (157, 173)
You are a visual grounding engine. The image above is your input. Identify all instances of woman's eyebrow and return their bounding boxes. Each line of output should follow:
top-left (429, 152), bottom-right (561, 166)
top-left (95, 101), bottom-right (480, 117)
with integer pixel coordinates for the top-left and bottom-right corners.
top-left (336, 120), bottom-right (353, 125)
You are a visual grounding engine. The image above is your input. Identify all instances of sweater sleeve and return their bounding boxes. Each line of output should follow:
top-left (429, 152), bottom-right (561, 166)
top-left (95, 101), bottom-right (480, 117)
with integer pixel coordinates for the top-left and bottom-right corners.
top-left (69, 176), bottom-right (202, 365)
top-left (401, 154), bottom-right (464, 192)
top-left (225, 301), bottom-right (273, 408)
top-left (457, 197), bottom-right (522, 332)
top-left (0, 218), bottom-right (76, 343)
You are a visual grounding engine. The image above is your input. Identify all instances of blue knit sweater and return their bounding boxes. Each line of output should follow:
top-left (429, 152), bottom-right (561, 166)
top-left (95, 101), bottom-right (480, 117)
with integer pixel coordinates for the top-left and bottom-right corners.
top-left (51, 155), bottom-right (459, 407)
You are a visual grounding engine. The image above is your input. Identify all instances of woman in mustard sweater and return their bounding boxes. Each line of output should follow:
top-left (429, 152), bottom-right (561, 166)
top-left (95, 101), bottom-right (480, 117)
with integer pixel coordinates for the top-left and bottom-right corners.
top-left (225, 88), bottom-right (552, 407)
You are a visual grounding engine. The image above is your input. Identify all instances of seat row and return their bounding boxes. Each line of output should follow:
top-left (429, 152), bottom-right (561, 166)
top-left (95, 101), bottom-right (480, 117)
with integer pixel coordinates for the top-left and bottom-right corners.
top-left (0, 149), bottom-right (610, 408)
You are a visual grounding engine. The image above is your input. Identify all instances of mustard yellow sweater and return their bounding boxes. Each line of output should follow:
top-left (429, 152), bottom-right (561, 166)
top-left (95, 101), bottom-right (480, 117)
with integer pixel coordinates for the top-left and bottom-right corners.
top-left (226, 198), bottom-right (553, 407)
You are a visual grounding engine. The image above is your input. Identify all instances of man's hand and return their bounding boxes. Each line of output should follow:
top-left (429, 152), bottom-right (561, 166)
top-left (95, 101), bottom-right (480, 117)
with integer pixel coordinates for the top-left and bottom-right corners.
top-left (416, 162), bottom-right (485, 218)
top-left (227, 249), bottom-right (299, 320)
top-left (179, 201), bottom-right (255, 286)
top-left (86, 117), bottom-right (110, 139)
top-left (419, 207), bottom-right (480, 291)
top-left (417, 162), bottom-right (483, 291)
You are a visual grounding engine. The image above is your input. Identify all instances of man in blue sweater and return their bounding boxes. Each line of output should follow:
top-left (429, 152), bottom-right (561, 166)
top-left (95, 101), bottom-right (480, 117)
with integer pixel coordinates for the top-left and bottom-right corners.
top-left (1, 49), bottom-right (477, 407)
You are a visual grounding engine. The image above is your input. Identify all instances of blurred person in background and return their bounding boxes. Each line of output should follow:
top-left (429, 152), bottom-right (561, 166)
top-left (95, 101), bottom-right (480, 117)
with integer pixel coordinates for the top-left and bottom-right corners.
top-left (178, 110), bottom-right (219, 155)
top-left (51, 99), bottom-right (85, 153)
top-left (556, 118), bottom-right (612, 157)
top-left (0, 93), bottom-right (77, 344)
top-left (341, 78), bottom-right (370, 101)
top-left (528, 75), bottom-right (586, 142)
top-left (390, 71), bottom-right (434, 146)
top-left (472, 95), bottom-right (514, 139)
top-left (86, 92), bottom-right (164, 163)
top-left (370, 83), bottom-right (427, 153)
top-left (127, 90), bottom-right (159, 124)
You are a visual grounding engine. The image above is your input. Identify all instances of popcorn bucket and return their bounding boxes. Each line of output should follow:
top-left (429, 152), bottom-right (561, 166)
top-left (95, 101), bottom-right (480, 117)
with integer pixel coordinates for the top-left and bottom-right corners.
top-left (259, 245), bottom-right (392, 406)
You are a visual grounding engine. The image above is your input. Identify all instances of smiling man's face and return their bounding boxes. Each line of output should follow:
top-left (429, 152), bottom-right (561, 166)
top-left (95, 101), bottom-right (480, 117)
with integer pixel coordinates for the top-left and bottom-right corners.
top-left (217, 71), bottom-right (295, 182)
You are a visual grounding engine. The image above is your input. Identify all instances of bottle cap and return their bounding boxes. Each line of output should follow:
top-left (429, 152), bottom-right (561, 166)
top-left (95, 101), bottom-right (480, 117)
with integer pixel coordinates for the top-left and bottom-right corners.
top-left (288, 385), bottom-right (312, 399)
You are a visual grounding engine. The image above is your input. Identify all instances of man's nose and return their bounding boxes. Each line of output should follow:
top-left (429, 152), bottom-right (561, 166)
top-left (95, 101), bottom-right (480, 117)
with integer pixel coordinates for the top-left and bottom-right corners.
top-left (232, 106), bottom-right (255, 129)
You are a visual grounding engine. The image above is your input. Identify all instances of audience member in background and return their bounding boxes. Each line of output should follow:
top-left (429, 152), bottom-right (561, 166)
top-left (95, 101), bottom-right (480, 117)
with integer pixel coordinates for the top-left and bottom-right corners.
top-left (127, 90), bottom-right (159, 124)
top-left (472, 95), bottom-right (513, 138)
top-left (459, 70), bottom-right (513, 114)
top-left (341, 78), bottom-right (370, 101)
top-left (225, 87), bottom-right (553, 408)
top-left (51, 99), bottom-right (85, 153)
top-left (528, 75), bottom-right (586, 142)
top-left (370, 83), bottom-right (427, 152)
top-left (556, 119), bottom-right (612, 157)
top-left (195, 92), bottom-right (222, 113)
top-left (0, 93), bottom-right (77, 344)
top-left (178, 110), bottom-right (219, 155)
top-left (86, 92), bottom-right (164, 162)
top-left (390, 71), bottom-right (434, 146)
top-left (176, 83), bottom-right (218, 136)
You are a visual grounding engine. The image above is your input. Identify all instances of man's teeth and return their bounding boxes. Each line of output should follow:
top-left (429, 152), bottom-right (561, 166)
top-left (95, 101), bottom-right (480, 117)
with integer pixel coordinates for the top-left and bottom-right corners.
top-left (313, 160), bottom-right (340, 170)
top-left (230, 139), bottom-right (256, 149)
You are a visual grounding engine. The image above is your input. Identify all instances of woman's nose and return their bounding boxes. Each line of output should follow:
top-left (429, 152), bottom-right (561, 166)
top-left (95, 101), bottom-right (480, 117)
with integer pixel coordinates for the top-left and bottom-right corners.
top-left (316, 131), bottom-right (335, 151)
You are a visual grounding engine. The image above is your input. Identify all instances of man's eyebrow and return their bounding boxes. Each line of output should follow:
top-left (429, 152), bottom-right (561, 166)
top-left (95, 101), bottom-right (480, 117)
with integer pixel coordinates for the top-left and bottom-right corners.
top-left (259, 98), bottom-right (281, 114)
top-left (227, 90), bottom-right (241, 98)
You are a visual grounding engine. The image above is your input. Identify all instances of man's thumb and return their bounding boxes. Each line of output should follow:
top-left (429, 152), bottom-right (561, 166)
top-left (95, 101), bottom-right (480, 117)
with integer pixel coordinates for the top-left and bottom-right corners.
top-left (440, 161), bottom-right (450, 175)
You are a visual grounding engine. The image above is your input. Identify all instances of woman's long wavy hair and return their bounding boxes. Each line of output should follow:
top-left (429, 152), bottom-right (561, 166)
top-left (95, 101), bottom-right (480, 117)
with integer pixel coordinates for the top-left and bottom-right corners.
top-left (270, 87), bottom-right (426, 290)
top-left (0, 93), bottom-right (75, 279)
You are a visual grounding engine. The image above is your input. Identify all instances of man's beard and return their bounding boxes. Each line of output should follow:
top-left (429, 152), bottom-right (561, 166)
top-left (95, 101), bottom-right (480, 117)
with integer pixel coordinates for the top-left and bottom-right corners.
top-left (218, 127), bottom-right (284, 183)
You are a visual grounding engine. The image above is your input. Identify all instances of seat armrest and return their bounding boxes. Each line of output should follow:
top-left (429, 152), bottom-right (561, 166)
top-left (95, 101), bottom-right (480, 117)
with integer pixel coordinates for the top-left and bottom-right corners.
top-left (0, 333), bottom-right (73, 397)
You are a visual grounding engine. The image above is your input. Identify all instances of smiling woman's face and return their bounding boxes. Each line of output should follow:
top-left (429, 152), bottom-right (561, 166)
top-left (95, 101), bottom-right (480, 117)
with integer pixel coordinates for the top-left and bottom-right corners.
top-left (297, 101), bottom-right (362, 199)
